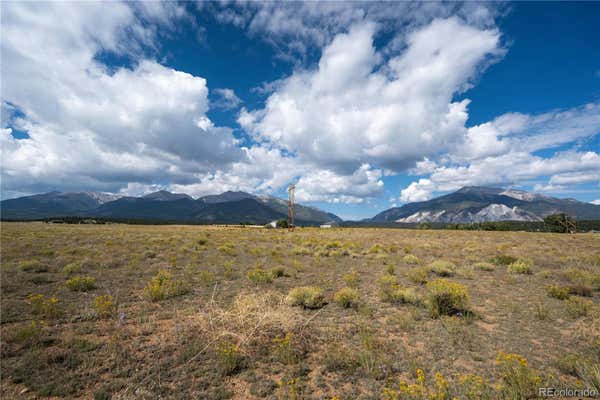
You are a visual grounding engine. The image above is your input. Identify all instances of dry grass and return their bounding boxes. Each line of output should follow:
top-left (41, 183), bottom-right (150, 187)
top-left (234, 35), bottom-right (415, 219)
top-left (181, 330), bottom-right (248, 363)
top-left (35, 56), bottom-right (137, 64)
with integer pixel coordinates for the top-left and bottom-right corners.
top-left (1, 222), bottom-right (599, 399)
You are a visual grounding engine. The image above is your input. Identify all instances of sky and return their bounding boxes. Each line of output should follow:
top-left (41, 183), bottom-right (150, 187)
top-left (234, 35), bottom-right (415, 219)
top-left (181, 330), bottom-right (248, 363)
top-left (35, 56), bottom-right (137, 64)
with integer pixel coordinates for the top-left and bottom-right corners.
top-left (1, 1), bottom-right (599, 219)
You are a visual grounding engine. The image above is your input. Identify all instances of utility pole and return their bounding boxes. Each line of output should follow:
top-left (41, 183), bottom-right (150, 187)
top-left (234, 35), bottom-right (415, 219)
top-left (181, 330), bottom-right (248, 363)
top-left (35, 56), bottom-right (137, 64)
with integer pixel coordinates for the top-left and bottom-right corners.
top-left (287, 183), bottom-right (295, 229)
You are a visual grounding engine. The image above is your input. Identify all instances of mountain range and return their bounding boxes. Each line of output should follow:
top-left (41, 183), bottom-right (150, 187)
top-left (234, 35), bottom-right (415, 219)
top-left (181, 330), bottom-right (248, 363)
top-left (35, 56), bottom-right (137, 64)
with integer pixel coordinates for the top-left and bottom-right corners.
top-left (369, 186), bottom-right (600, 223)
top-left (1, 186), bottom-right (599, 224)
top-left (0, 190), bottom-right (341, 225)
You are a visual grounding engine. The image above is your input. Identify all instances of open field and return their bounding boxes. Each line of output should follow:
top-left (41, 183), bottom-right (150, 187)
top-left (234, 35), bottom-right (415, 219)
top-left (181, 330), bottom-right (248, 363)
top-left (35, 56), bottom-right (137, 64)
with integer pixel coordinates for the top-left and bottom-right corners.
top-left (1, 222), bottom-right (599, 399)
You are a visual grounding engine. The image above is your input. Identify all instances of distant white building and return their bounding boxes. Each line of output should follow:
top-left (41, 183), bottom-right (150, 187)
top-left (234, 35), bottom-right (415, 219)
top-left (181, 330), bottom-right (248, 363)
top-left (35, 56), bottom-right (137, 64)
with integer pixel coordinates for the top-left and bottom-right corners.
top-left (267, 220), bottom-right (277, 228)
top-left (320, 224), bottom-right (332, 228)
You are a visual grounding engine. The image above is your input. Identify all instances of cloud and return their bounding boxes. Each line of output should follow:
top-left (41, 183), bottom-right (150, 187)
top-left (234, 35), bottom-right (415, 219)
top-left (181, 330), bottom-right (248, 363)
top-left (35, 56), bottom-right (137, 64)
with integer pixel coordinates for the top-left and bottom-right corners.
top-left (400, 179), bottom-right (436, 203)
top-left (240, 17), bottom-right (502, 174)
top-left (294, 164), bottom-right (384, 204)
top-left (400, 150), bottom-right (600, 202)
top-left (591, 200), bottom-right (600, 205)
top-left (1, 1), bottom-right (243, 196)
top-left (207, 2), bottom-right (502, 61)
top-left (212, 88), bottom-right (242, 110)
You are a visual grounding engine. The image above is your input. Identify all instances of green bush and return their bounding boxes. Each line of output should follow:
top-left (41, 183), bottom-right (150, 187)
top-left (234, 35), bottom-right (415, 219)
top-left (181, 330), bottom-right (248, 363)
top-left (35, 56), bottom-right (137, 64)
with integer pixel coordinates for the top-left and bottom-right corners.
top-left (546, 285), bottom-right (570, 300)
top-left (496, 352), bottom-right (542, 399)
top-left (403, 254), bottom-right (420, 265)
top-left (286, 286), bottom-right (325, 309)
top-left (27, 294), bottom-right (60, 319)
top-left (407, 266), bottom-right (429, 284)
top-left (247, 268), bottom-right (274, 284)
top-left (93, 295), bottom-right (116, 318)
top-left (20, 259), bottom-right (48, 273)
top-left (333, 287), bottom-right (360, 308)
top-left (428, 260), bottom-right (456, 277)
top-left (507, 259), bottom-right (533, 274)
top-left (62, 263), bottom-right (82, 275)
top-left (377, 275), bottom-right (419, 304)
top-left (343, 270), bottom-right (360, 288)
top-left (216, 341), bottom-right (243, 375)
top-left (565, 297), bottom-right (593, 318)
top-left (66, 276), bottom-right (97, 291)
top-left (144, 270), bottom-right (189, 301)
top-left (270, 266), bottom-right (286, 278)
top-left (426, 279), bottom-right (469, 317)
top-left (198, 270), bottom-right (216, 286)
top-left (490, 255), bottom-right (518, 266)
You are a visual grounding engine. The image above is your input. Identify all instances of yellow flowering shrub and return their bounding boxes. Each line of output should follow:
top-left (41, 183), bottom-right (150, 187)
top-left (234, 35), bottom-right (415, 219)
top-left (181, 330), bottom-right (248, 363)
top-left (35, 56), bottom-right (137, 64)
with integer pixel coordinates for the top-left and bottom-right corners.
top-left (144, 270), bottom-right (189, 301)
top-left (27, 294), bottom-right (59, 319)
top-left (92, 294), bottom-right (116, 318)
top-left (497, 352), bottom-right (542, 399)
top-left (426, 279), bottom-right (469, 317)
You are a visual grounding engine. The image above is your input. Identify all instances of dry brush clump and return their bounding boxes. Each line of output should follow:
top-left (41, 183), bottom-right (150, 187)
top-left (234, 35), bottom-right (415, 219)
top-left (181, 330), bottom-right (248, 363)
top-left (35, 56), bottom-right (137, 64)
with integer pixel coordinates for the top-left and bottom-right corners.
top-left (190, 290), bottom-right (313, 374)
top-left (65, 276), bottom-right (97, 291)
top-left (333, 287), bottom-right (360, 308)
top-left (144, 270), bottom-right (189, 301)
top-left (286, 286), bottom-right (326, 309)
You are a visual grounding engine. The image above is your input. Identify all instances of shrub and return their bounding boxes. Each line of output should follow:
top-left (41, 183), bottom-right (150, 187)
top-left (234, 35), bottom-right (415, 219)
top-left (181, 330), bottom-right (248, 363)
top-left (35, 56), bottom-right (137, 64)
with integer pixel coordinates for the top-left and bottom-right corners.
top-left (270, 266), bottom-right (286, 278)
top-left (507, 259), bottom-right (533, 274)
top-left (382, 369), bottom-right (453, 400)
top-left (272, 332), bottom-right (297, 364)
top-left (333, 287), bottom-right (360, 308)
top-left (93, 295), bottom-right (116, 318)
top-left (20, 259), bottom-right (48, 272)
top-left (403, 254), bottom-right (420, 265)
top-left (473, 262), bottom-right (495, 271)
top-left (218, 243), bottom-right (236, 256)
top-left (385, 264), bottom-right (395, 275)
top-left (534, 302), bottom-right (550, 320)
top-left (565, 297), bottom-right (593, 318)
top-left (426, 279), bottom-right (469, 317)
top-left (546, 285), bottom-right (570, 300)
top-left (563, 267), bottom-right (600, 290)
top-left (378, 275), bottom-right (399, 302)
top-left (198, 270), bottom-right (216, 286)
top-left (66, 276), bottom-right (97, 291)
top-left (496, 352), bottom-right (541, 399)
top-left (61, 263), bottom-right (82, 275)
top-left (491, 255), bottom-right (518, 265)
top-left (216, 341), bottom-right (242, 375)
top-left (275, 219), bottom-right (289, 228)
top-left (457, 373), bottom-right (494, 400)
top-left (377, 275), bottom-right (419, 304)
top-left (27, 294), bottom-right (59, 319)
top-left (144, 270), bottom-right (189, 301)
top-left (343, 270), bottom-right (360, 288)
top-left (368, 244), bottom-right (386, 254)
top-left (286, 286), bottom-right (325, 309)
top-left (428, 260), bottom-right (456, 277)
top-left (407, 266), bottom-right (429, 284)
top-left (247, 268), bottom-right (274, 284)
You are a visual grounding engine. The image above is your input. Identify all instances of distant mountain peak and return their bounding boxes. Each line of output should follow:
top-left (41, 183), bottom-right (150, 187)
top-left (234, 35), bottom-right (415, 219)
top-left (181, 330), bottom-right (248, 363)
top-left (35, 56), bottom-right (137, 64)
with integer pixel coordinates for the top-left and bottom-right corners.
top-left (142, 190), bottom-right (192, 201)
top-left (371, 185), bottom-right (600, 223)
top-left (201, 191), bottom-right (255, 203)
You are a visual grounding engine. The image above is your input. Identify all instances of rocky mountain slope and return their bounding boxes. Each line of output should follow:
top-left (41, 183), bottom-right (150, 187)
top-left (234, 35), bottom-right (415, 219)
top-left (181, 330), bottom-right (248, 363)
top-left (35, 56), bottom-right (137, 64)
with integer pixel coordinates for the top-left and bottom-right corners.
top-left (370, 186), bottom-right (600, 223)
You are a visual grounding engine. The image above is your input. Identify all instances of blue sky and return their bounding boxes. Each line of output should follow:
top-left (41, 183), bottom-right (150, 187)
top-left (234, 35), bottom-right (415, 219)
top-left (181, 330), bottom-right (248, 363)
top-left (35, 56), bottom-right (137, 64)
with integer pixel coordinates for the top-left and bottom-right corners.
top-left (1, 1), bottom-right (599, 219)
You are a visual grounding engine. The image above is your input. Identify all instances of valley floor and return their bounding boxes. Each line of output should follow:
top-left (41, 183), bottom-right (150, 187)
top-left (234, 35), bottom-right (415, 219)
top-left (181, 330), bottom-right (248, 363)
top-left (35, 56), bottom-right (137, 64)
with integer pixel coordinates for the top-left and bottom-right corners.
top-left (1, 222), bottom-right (599, 399)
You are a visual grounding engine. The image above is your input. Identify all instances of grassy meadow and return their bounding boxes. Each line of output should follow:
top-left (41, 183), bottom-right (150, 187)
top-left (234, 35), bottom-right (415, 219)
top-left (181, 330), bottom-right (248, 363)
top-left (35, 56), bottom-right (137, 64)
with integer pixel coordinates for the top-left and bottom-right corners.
top-left (1, 222), bottom-right (599, 399)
